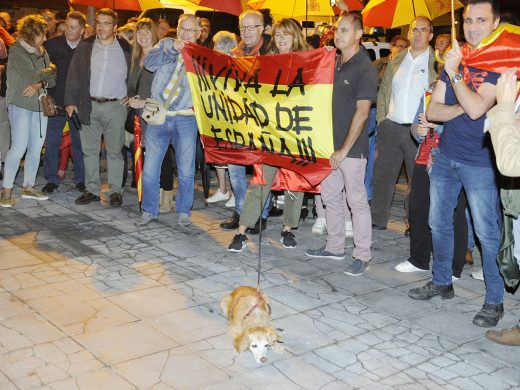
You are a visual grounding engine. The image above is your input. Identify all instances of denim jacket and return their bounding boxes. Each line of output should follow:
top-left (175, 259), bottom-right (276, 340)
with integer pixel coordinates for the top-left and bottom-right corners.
top-left (144, 38), bottom-right (193, 113)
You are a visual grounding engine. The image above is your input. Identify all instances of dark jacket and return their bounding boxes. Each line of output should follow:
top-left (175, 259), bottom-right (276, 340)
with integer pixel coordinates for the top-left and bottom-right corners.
top-left (44, 35), bottom-right (77, 106)
top-left (64, 35), bottom-right (131, 125)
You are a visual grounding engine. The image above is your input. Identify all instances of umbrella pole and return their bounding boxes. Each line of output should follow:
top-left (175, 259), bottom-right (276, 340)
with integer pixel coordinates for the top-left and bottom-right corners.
top-left (450, 0), bottom-right (456, 46)
top-left (305, 0), bottom-right (308, 36)
top-left (411, 0), bottom-right (416, 18)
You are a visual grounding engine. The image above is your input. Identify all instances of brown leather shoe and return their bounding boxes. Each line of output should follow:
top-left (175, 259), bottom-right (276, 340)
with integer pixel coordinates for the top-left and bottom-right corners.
top-left (109, 192), bottom-right (123, 207)
top-left (75, 191), bottom-right (100, 205)
top-left (465, 249), bottom-right (474, 265)
top-left (485, 324), bottom-right (520, 346)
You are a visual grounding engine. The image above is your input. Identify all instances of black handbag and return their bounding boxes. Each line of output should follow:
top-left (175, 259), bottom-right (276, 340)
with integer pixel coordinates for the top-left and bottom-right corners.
top-left (125, 70), bottom-right (144, 134)
top-left (125, 107), bottom-right (138, 134)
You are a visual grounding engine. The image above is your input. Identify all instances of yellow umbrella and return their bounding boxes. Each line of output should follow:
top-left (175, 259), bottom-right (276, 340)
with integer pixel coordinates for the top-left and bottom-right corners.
top-left (247, 0), bottom-right (335, 20)
top-left (362, 0), bottom-right (464, 29)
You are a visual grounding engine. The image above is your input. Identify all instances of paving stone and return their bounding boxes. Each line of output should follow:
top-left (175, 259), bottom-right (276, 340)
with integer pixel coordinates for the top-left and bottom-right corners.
top-left (1, 168), bottom-right (517, 388)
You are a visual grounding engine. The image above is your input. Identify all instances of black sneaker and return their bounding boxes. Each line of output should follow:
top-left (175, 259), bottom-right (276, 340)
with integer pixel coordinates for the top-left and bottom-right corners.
top-left (76, 182), bottom-right (86, 192)
top-left (42, 182), bottom-right (59, 194)
top-left (473, 303), bottom-right (504, 328)
top-left (408, 281), bottom-right (454, 300)
top-left (228, 233), bottom-right (248, 252)
top-left (246, 218), bottom-right (267, 234)
top-left (280, 230), bottom-right (296, 248)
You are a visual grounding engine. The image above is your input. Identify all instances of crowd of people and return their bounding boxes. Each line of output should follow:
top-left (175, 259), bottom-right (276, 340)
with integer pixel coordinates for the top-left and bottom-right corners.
top-left (0, 0), bottom-right (519, 346)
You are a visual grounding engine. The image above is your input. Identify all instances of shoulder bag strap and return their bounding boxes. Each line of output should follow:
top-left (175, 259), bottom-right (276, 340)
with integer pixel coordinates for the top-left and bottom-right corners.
top-left (162, 66), bottom-right (185, 110)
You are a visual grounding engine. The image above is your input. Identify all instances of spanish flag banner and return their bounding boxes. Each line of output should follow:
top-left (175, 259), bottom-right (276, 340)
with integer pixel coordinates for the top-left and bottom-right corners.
top-left (461, 23), bottom-right (520, 78)
top-left (182, 43), bottom-right (335, 187)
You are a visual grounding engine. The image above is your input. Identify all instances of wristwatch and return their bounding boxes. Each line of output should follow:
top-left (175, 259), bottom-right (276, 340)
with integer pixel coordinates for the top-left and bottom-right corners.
top-left (451, 73), bottom-right (463, 84)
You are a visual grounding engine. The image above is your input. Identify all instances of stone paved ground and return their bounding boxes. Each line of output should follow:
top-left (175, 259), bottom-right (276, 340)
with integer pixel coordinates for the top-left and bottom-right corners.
top-left (0, 164), bottom-right (519, 390)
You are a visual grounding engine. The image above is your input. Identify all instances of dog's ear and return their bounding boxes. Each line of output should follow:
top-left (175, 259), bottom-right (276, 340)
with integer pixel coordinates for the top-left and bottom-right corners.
top-left (234, 330), bottom-right (250, 354)
top-left (220, 295), bottom-right (232, 317)
top-left (267, 327), bottom-right (284, 353)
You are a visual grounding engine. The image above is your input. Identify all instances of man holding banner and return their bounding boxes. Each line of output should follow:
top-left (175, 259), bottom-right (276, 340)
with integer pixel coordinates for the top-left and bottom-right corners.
top-left (219, 10), bottom-right (272, 231)
top-left (306, 14), bottom-right (378, 276)
top-left (138, 14), bottom-right (201, 227)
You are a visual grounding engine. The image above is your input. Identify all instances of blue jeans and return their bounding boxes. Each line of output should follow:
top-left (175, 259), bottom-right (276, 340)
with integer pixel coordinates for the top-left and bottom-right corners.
top-left (3, 105), bottom-right (47, 188)
top-left (365, 107), bottom-right (377, 201)
top-left (514, 217), bottom-right (520, 266)
top-left (228, 164), bottom-right (247, 215)
top-left (142, 115), bottom-right (197, 217)
top-left (429, 152), bottom-right (503, 304)
top-left (44, 115), bottom-right (85, 185)
top-left (465, 207), bottom-right (476, 250)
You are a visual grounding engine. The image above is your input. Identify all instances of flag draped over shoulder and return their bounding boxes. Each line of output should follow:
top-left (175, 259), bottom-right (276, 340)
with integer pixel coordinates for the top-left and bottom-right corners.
top-left (461, 23), bottom-right (520, 78)
top-left (182, 43), bottom-right (335, 188)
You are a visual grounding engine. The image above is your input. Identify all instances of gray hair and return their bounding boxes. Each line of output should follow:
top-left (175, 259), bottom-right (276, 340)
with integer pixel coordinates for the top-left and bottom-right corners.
top-left (178, 14), bottom-right (201, 29)
top-left (213, 30), bottom-right (237, 54)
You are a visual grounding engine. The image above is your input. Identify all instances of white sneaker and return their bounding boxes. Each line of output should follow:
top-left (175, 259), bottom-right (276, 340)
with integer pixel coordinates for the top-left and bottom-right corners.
top-left (345, 220), bottom-right (354, 238)
top-left (452, 276), bottom-right (460, 282)
top-left (312, 218), bottom-right (327, 234)
top-left (471, 269), bottom-right (484, 281)
top-left (225, 194), bottom-right (235, 208)
top-left (395, 260), bottom-right (428, 273)
top-left (207, 189), bottom-right (230, 203)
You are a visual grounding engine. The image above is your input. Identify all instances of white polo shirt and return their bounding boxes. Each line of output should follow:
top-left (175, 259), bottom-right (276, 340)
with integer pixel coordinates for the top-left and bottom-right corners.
top-left (386, 48), bottom-right (430, 124)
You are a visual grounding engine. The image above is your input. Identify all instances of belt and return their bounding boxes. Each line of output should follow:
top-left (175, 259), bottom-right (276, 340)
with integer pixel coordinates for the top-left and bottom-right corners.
top-left (90, 97), bottom-right (119, 103)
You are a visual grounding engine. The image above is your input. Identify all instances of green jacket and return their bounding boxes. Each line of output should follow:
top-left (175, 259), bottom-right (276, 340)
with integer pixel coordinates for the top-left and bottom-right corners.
top-left (6, 40), bottom-right (56, 112)
top-left (376, 47), bottom-right (437, 125)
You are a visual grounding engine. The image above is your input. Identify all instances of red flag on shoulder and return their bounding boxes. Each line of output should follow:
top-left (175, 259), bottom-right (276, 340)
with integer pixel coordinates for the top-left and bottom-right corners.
top-left (461, 23), bottom-right (520, 77)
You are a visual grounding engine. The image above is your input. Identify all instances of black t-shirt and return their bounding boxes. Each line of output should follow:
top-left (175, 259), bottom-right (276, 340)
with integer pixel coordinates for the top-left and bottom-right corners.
top-left (332, 49), bottom-right (378, 157)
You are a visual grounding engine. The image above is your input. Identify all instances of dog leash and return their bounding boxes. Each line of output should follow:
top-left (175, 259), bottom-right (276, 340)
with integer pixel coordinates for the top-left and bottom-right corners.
top-left (256, 184), bottom-right (263, 290)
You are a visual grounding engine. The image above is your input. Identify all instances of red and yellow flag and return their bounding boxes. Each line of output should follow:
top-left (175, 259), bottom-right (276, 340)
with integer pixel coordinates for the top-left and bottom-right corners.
top-left (133, 115), bottom-right (143, 207)
top-left (462, 23), bottom-right (520, 77)
top-left (182, 44), bottom-right (335, 187)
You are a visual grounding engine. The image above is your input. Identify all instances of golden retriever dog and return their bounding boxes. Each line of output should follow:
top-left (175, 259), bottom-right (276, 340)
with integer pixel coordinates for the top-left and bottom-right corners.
top-left (221, 286), bottom-right (283, 364)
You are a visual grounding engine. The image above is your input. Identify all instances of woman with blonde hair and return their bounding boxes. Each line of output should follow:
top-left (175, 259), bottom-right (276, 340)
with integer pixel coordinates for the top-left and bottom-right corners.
top-left (1, 14), bottom-right (56, 207)
top-left (268, 18), bottom-right (308, 54)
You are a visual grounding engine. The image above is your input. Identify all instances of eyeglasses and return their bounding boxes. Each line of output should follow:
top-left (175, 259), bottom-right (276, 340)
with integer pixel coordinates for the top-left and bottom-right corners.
top-left (239, 25), bottom-right (262, 33)
top-left (179, 27), bottom-right (199, 34)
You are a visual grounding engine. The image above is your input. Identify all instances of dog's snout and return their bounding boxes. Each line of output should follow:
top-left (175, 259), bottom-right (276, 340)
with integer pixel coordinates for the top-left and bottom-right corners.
top-left (260, 357), bottom-right (267, 363)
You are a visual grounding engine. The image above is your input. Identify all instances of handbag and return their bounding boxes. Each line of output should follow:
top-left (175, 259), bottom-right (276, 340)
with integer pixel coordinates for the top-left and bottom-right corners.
top-left (142, 98), bottom-right (166, 125)
top-left (142, 68), bottom-right (185, 126)
top-left (39, 93), bottom-right (58, 117)
top-left (125, 70), bottom-right (143, 134)
top-left (497, 214), bottom-right (520, 290)
top-left (125, 107), bottom-right (138, 134)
